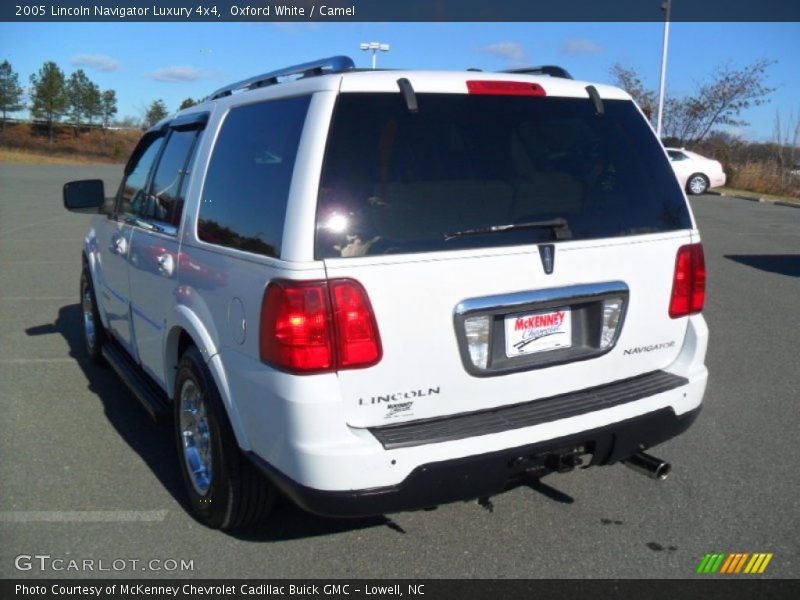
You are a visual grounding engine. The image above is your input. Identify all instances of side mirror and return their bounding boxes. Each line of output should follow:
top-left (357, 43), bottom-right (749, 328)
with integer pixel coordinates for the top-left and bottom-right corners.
top-left (63, 179), bottom-right (106, 213)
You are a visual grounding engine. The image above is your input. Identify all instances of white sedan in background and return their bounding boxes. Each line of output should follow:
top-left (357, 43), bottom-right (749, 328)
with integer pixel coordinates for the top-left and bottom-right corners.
top-left (666, 148), bottom-right (727, 195)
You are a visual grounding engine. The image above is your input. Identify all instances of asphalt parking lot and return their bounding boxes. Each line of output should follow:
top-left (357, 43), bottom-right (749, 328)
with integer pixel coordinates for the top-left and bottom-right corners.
top-left (1, 163), bottom-right (798, 579)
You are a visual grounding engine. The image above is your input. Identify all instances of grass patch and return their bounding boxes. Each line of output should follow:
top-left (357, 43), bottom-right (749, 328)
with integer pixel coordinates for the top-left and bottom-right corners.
top-left (0, 122), bottom-right (140, 164)
top-left (0, 147), bottom-right (115, 165)
top-left (727, 161), bottom-right (800, 200)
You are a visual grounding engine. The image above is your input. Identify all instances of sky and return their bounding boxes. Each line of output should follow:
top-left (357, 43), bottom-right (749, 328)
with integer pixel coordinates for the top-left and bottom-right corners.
top-left (1, 21), bottom-right (798, 141)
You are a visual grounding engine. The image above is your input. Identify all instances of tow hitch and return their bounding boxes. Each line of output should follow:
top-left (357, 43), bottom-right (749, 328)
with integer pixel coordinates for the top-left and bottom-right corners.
top-left (508, 446), bottom-right (588, 477)
top-left (546, 449), bottom-right (585, 473)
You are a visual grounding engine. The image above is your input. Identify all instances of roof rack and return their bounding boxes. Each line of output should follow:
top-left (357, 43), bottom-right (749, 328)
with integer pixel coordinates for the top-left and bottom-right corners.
top-left (205, 55), bottom-right (355, 101)
top-left (503, 65), bottom-right (573, 80)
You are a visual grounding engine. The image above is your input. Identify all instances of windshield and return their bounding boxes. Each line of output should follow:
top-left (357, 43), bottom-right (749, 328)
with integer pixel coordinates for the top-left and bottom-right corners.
top-left (315, 92), bottom-right (691, 259)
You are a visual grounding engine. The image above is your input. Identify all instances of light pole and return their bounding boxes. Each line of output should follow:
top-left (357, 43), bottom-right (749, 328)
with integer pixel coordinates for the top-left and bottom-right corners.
top-left (360, 42), bottom-right (390, 69)
top-left (655, 0), bottom-right (672, 140)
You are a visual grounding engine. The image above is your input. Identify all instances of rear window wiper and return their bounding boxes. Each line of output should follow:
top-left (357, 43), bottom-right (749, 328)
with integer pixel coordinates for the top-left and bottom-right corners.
top-left (444, 218), bottom-right (572, 241)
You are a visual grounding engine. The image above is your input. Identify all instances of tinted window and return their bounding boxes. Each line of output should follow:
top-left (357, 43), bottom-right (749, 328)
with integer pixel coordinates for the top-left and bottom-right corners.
top-left (118, 134), bottom-right (165, 218)
top-left (144, 128), bottom-right (200, 226)
top-left (197, 96), bottom-right (311, 258)
top-left (316, 94), bottom-right (692, 259)
top-left (668, 150), bottom-right (687, 161)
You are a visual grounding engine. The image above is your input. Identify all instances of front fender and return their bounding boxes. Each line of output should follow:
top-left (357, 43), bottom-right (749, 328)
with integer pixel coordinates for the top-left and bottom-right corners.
top-left (83, 225), bottom-right (109, 329)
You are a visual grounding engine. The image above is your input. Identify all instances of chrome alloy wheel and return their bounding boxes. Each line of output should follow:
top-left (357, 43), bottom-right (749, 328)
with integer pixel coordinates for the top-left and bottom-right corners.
top-left (179, 379), bottom-right (213, 495)
top-left (689, 175), bottom-right (707, 195)
top-left (82, 281), bottom-right (96, 351)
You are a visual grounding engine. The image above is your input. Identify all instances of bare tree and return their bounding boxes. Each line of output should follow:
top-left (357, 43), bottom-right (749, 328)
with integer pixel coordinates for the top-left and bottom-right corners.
top-left (609, 63), bottom-right (657, 122)
top-left (662, 96), bottom-right (706, 145)
top-left (611, 59), bottom-right (775, 145)
top-left (665, 59), bottom-right (775, 144)
top-left (772, 110), bottom-right (800, 187)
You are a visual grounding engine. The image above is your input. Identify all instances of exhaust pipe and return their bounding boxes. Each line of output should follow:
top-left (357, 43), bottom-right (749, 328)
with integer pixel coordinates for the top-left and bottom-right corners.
top-left (623, 452), bottom-right (671, 480)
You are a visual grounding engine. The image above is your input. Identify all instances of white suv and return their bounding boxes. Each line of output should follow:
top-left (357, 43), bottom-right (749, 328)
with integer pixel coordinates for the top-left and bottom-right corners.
top-left (63, 56), bottom-right (709, 530)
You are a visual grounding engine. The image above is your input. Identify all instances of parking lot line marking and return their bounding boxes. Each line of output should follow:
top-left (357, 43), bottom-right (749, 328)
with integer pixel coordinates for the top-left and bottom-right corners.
top-left (0, 215), bottom-right (70, 239)
top-left (0, 296), bottom-right (74, 301)
top-left (0, 261), bottom-right (76, 265)
top-left (0, 358), bottom-right (79, 364)
top-left (0, 238), bottom-right (82, 243)
top-left (0, 510), bottom-right (168, 523)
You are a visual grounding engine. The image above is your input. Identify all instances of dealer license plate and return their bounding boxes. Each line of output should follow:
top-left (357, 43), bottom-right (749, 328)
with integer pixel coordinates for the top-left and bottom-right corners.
top-left (504, 307), bottom-right (572, 358)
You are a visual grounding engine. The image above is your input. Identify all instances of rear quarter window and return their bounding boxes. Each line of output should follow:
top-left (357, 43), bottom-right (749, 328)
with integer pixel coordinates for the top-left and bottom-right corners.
top-left (197, 95), bottom-right (311, 258)
top-left (315, 93), bottom-right (692, 259)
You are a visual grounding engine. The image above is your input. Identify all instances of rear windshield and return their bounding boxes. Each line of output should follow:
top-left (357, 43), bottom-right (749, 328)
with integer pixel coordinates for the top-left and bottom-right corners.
top-left (314, 93), bottom-right (691, 259)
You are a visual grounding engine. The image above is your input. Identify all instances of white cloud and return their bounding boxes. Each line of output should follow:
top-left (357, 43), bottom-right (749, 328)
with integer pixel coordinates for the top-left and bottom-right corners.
top-left (148, 66), bottom-right (214, 83)
top-left (70, 54), bottom-right (120, 72)
top-left (481, 42), bottom-right (528, 63)
top-left (561, 38), bottom-right (603, 55)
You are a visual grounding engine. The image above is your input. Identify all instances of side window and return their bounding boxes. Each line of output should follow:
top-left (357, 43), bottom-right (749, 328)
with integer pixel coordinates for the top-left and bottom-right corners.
top-left (143, 128), bottom-right (200, 227)
top-left (118, 133), bottom-right (165, 218)
top-left (668, 150), bottom-right (686, 161)
top-left (197, 95), bottom-right (311, 258)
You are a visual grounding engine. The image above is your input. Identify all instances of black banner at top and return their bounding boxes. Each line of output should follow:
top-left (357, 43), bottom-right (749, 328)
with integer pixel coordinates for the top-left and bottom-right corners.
top-left (2, 0), bottom-right (800, 22)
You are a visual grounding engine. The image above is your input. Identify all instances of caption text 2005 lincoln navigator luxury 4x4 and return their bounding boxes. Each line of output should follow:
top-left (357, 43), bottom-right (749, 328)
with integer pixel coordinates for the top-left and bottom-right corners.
top-left (63, 56), bottom-right (708, 530)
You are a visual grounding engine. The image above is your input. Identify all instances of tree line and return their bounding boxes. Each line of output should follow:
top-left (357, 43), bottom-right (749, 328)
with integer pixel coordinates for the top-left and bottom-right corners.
top-left (0, 59), bottom-right (118, 141)
top-left (2, 57), bottom-right (780, 150)
top-left (0, 59), bottom-right (203, 141)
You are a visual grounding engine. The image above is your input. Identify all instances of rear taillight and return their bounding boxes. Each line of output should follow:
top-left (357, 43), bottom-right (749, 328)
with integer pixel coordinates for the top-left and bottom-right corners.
top-left (260, 281), bottom-right (334, 372)
top-left (329, 280), bottom-right (382, 368)
top-left (260, 279), bottom-right (381, 373)
top-left (669, 243), bottom-right (706, 318)
top-left (466, 80), bottom-right (546, 96)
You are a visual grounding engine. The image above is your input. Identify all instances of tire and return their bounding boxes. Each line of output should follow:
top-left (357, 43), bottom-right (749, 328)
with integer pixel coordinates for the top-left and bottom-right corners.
top-left (174, 346), bottom-right (275, 530)
top-left (686, 173), bottom-right (709, 195)
top-left (80, 265), bottom-right (105, 363)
